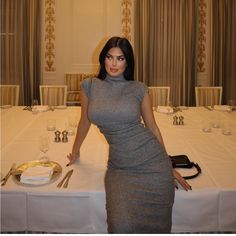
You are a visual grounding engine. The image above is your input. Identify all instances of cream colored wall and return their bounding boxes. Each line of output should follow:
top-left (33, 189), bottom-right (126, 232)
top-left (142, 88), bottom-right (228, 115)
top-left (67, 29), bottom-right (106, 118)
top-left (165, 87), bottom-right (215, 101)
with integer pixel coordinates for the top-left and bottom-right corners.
top-left (41, 0), bottom-right (124, 85)
top-left (41, 0), bottom-right (211, 86)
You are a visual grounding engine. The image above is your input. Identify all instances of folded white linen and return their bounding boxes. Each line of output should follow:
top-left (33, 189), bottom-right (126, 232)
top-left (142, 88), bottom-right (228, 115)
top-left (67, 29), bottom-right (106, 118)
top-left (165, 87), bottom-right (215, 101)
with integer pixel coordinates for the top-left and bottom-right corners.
top-left (213, 105), bottom-right (232, 112)
top-left (20, 166), bottom-right (53, 185)
top-left (32, 105), bottom-right (49, 112)
top-left (157, 106), bottom-right (174, 114)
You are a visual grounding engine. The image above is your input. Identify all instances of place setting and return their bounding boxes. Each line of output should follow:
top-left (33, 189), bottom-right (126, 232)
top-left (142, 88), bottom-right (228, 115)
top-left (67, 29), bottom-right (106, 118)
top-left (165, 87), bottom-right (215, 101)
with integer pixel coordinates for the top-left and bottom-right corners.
top-left (0, 104), bottom-right (13, 109)
top-left (4, 134), bottom-right (61, 187)
top-left (1, 133), bottom-right (74, 188)
top-left (23, 99), bottom-right (66, 113)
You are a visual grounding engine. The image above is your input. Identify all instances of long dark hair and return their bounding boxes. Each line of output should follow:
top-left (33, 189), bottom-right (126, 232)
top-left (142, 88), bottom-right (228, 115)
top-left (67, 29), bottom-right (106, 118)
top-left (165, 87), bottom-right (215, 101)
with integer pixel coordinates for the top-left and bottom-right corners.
top-left (97, 37), bottom-right (135, 81)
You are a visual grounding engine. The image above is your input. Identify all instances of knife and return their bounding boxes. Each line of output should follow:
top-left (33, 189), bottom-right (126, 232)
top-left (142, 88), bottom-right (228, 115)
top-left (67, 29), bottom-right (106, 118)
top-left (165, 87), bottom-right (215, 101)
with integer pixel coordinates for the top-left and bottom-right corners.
top-left (63, 169), bottom-right (74, 188)
top-left (1, 163), bottom-right (16, 186)
top-left (57, 169), bottom-right (73, 188)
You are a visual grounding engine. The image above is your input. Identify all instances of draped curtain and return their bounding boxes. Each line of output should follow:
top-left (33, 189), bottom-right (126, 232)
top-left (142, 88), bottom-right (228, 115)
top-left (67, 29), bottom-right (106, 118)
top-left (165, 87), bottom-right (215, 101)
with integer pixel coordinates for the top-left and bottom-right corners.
top-left (212, 0), bottom-right (236, 104)
top-left (134, 0), bottom-right (198, 106)
top-left (0, 0), bottom-right (41, 105)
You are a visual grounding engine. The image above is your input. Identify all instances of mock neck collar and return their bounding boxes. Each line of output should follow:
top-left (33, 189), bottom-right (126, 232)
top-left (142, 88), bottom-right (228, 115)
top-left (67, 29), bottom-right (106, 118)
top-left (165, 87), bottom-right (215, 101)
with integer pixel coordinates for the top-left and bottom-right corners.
top-left (105, 74), bottom-right (126, 82)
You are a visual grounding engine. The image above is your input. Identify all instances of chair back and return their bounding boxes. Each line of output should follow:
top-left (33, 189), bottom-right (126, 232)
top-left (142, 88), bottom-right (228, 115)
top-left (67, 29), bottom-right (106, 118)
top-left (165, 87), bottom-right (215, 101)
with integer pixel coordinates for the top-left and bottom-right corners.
top-left (195, 86), bottom-right (222, 106)
top-left (40, 85), bottom-right (67, 106)
top-left (0, 85), bottom-right (20, 106)
top-left (64, 73), bottom-right (96, 105)
top-left (148, 86), bottom-right (170, 106)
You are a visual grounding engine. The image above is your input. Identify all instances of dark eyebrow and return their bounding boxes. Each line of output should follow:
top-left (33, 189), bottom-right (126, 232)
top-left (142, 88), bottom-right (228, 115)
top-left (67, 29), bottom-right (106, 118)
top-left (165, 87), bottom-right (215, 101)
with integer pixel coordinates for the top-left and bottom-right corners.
top-left (106, 53), bottom-right (125, 58)
top-left (117, 55), bottom-right (125, 59)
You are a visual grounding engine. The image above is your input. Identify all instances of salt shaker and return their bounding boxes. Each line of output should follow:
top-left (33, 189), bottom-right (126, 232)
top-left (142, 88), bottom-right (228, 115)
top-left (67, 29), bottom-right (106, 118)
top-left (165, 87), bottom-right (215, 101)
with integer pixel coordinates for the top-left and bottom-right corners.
top-left (62, 130), bottom-right (68, 143)
top-left (173, 115), bottom-right (179, 125)
top-left (54, 130), bottom-right (61, 142)
top-left (179, 115), bottom-right (184, 125)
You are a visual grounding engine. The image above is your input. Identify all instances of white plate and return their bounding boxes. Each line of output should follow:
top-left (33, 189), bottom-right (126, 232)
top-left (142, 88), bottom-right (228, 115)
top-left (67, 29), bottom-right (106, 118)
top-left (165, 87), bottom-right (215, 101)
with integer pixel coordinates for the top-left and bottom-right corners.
top-left (55, 105), bottom-right (67, 109)
top-left (13, 160), bottom-right (62, 187)
top-left (0, 105), bottom-right (13, 109)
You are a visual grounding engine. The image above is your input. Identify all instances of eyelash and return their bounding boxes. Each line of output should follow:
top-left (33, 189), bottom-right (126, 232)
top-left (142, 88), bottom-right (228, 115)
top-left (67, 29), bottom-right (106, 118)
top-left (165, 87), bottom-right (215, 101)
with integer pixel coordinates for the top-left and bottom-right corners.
top-left (105, 55), bottom-right (125, 61)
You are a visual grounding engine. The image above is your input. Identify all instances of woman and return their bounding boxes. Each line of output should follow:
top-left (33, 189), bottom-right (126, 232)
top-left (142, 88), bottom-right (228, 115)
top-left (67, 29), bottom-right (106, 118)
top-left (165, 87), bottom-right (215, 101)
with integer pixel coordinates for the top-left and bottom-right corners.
top-left (67, 36), bottom-right (191, 233)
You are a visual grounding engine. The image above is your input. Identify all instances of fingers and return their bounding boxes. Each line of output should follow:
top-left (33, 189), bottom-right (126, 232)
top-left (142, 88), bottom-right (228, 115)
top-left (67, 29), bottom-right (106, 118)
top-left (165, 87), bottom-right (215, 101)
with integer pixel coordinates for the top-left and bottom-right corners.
top-left (176, 177), bottom-right (192, 191)
top-left (173, 169), bottom-right (192, 191)
top-left (66, 153), bottom-right (79, 166)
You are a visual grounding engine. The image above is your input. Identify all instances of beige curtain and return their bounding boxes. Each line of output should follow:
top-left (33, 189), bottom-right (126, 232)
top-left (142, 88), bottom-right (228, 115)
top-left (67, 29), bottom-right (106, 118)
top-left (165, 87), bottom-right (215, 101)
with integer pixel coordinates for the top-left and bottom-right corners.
top-left (0, 0), bottom-right (41, 105)
top-left (134, 0), bottom-right (198, 106)
top-left (212, 0), bottom-right (236, 104)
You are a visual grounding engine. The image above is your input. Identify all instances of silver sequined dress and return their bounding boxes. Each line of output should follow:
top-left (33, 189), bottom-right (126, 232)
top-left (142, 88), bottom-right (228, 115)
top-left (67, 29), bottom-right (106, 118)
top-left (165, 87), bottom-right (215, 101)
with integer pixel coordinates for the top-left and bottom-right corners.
top-left (81, 75), bottom-right (175, 233)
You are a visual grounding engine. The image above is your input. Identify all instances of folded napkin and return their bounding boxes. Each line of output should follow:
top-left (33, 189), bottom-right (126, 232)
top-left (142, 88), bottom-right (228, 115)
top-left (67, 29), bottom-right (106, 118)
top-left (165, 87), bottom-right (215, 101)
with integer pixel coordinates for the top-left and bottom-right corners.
top-left (213, 105), bottom-right (232, 112)
top-left (20, 166), bottom-right (53, 185)
top-left (32, 105), bottom-right (49, 112)
top-left (157, 106), bottom-right (174, 114)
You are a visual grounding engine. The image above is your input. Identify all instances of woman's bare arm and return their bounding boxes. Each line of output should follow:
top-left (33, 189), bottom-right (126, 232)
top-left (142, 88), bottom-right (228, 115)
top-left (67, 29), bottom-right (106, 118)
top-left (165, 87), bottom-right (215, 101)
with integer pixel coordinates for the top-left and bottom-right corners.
top-left (67, 90), bottom-right (91, 165)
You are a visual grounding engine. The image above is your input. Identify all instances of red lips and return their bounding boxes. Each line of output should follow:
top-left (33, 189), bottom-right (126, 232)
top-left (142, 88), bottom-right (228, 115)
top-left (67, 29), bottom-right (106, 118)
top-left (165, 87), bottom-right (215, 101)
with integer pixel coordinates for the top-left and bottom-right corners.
top-left (110, 68), bottom-right (119, 73)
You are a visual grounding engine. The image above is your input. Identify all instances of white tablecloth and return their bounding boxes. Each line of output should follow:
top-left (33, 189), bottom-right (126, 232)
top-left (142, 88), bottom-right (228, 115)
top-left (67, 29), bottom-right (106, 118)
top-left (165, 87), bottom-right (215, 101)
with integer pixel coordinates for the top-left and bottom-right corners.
top-left (1, 106), bottom-right (236, 233)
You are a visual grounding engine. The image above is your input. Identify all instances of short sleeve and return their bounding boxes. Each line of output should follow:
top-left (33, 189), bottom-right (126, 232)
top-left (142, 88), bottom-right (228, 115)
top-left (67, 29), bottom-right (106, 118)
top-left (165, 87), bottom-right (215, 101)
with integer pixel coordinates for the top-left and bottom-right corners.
top-left (80, 78), bottom-right (92, 98)
top-left (136, 82), bottom-right (149, 102)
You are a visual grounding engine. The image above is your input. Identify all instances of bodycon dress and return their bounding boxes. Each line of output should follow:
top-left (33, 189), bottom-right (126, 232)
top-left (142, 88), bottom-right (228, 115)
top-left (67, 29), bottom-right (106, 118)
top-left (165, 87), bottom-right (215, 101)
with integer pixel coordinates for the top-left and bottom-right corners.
top-left (81, 75), bottom-right (175, 233)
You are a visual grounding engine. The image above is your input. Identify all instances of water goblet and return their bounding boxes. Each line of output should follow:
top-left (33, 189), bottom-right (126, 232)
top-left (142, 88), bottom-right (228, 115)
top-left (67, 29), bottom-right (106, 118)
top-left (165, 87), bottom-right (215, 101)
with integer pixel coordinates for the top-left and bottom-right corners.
top-left (46, 119), bottom-right (56, 131)
top-left (222, 122), bottom-right (232, 135)
top-left (227, 99), bottom-right (235, 112)
top-left (65, 116), bottom-right (77, 135)
top-left (32, 99), bottom-right (39, 106)
top-left (32, 99), bottom-right (39, 114)
top-left (38, 134), bottom-right (50, 162)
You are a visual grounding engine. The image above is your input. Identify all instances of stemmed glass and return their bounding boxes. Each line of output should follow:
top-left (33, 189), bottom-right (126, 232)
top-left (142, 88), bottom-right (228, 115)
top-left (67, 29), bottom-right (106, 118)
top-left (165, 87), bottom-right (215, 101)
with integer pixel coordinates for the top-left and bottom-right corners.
top-left (31, 99), bottom-right (39, 114)
top-left (227, 99), bottom-right (235, 112)
top-left (38, 134), bottom-right (50, 162)
top-left (167, 101), bottom-right (173, 115)
top-left (32, 99), bottom-right (39, 106)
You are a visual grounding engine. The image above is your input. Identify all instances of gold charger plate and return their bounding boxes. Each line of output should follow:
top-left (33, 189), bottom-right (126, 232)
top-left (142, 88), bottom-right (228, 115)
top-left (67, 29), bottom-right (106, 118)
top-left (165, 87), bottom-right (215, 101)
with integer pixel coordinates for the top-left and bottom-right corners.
top-left (13, 160), bottom-right (62, 186)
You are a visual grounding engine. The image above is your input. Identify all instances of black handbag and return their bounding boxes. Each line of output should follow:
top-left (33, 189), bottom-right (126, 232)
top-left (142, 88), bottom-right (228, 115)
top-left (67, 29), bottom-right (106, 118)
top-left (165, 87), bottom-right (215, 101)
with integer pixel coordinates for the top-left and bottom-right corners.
top-left (169, 155), bottom-right (201, 179)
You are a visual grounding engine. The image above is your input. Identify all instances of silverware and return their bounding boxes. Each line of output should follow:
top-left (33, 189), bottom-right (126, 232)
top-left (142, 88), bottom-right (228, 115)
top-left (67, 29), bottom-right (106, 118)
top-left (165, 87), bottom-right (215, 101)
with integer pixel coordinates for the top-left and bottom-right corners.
top-left (204, 106), bottom-right (213, 111)
top-left (63, 169), bottom-right (74, 188)
top-left (49, 106), bottom-right (55, 111)
top-left (1, 163), bottom-right (16, 186)
top-left (57, 169), bottom-right (73, 188)
top-left (23, 106), bottom-right (32, 111)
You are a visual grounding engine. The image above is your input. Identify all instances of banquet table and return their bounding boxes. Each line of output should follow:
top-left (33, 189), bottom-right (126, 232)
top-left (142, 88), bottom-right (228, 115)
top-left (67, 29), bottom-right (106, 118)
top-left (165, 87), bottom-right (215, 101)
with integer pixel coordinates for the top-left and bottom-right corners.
top-left (1, 106), bottom-right (236, 233)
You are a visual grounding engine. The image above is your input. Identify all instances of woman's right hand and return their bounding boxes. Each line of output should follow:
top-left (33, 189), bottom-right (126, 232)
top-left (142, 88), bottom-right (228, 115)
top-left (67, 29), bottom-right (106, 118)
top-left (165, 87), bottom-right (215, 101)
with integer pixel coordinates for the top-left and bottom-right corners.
top-left (66, 151), bottom-right (80, 166)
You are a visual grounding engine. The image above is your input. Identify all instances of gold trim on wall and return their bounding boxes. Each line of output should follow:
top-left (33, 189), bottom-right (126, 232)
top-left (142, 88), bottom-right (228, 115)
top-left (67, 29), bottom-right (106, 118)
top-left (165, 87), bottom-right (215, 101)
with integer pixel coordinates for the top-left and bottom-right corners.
top-left (45, 0), bottom-right (55, 72)
top-left (121, 0), bottom-right (132, 41)
top-left (197, 0), bottom-right (207, 73)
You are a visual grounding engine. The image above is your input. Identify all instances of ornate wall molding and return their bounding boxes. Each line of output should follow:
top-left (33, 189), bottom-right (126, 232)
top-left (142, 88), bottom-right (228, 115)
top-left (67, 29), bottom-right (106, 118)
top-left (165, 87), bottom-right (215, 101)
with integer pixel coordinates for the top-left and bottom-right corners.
top-left (45, 0), bottom-right (55, 72)
top-left (121, 0), bottom-right (132, 41)
top-left (197, 0), bottom-right (207, 72)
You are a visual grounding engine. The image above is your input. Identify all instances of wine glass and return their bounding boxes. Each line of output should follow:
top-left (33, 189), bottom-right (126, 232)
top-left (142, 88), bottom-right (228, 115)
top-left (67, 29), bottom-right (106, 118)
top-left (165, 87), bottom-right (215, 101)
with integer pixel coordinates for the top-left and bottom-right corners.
top-left (31, 99), bottom-right (39, 114)
top-left (227, 99), bottom-right (235, 111)
top-left (32, 99), bottom-right (39, 107)
top-left (167, 101), bottom-right (173, 115)
top-left (38, 134), bottom-right (50, 162)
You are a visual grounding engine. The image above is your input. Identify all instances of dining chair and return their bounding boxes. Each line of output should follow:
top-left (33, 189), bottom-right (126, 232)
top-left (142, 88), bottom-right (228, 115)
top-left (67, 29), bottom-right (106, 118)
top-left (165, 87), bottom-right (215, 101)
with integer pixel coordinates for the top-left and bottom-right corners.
top-left (0, 85), bottom-right (20, 106)
top-left (148, 86), bottom-right (170, 106)
top-left (195, 86), bottom-right (222, 106)
top-left (64, 73), bottom-right (96, 105)
top-left (40, 85), bottom-right (67, 106)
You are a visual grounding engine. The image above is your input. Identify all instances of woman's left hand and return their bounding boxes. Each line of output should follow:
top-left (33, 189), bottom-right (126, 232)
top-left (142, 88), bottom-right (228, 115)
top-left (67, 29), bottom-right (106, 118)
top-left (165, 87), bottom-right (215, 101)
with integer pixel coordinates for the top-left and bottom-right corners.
top-left (173, 169), bottom-right (192, 191)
